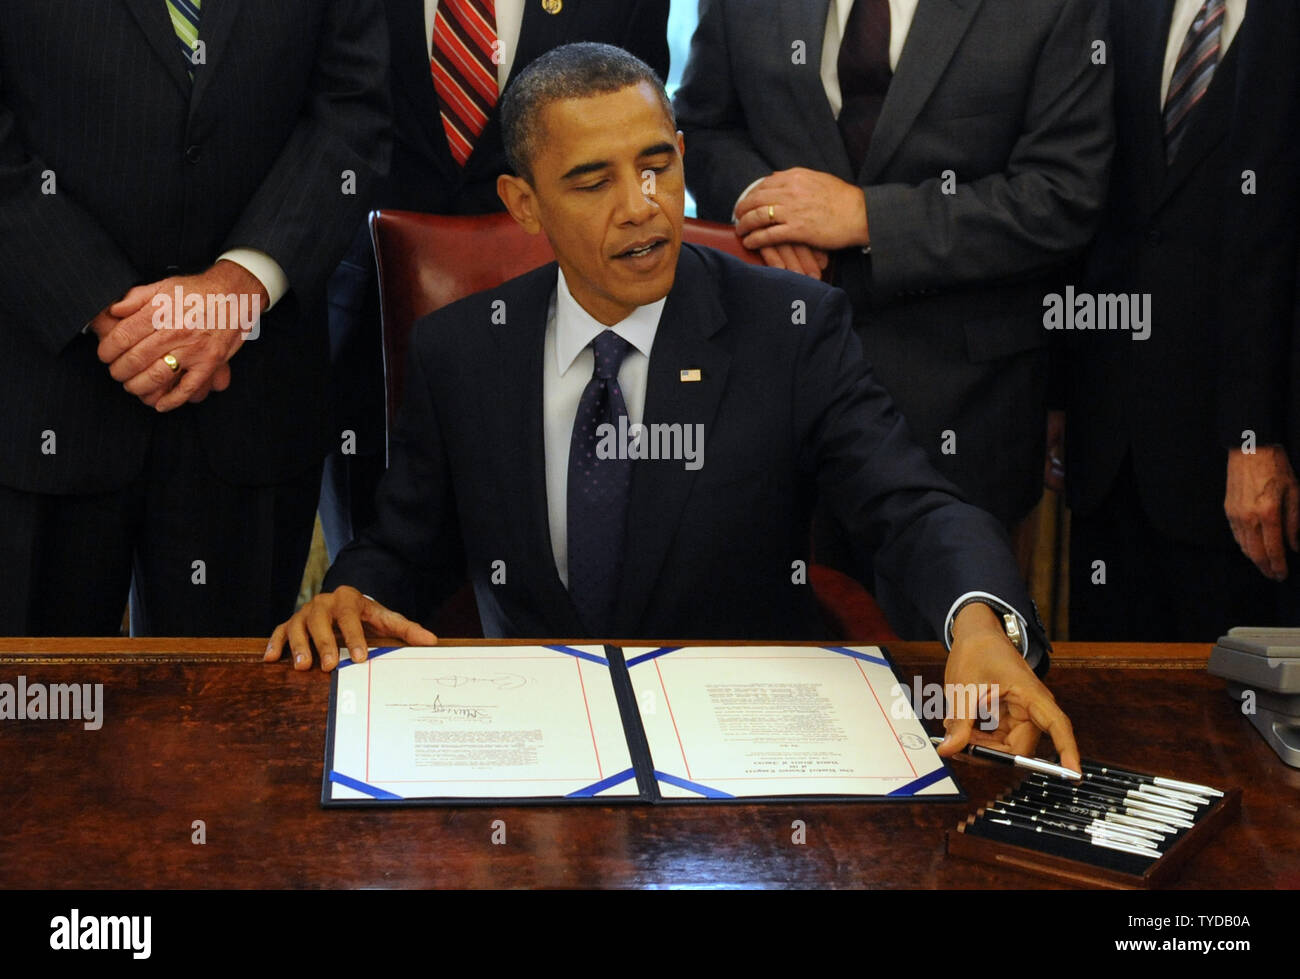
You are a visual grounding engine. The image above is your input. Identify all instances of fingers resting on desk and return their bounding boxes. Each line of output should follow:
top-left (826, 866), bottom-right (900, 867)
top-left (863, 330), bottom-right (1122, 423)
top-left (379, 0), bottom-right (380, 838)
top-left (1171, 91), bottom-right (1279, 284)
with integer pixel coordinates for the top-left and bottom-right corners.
top-left (264, 586), bottom-right (439, 672)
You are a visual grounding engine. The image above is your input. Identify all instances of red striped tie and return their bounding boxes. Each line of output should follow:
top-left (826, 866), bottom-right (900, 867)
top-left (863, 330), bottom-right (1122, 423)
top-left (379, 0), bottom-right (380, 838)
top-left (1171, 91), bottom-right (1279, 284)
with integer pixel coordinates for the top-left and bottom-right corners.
top-left (431, 0), bottom-right (498, 167)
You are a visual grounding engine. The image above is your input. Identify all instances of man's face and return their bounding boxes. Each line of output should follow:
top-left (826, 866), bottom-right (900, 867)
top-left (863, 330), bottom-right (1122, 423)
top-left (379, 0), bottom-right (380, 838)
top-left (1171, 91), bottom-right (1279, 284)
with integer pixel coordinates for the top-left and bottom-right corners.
top-left (502, 82), bottom-right (685, 325)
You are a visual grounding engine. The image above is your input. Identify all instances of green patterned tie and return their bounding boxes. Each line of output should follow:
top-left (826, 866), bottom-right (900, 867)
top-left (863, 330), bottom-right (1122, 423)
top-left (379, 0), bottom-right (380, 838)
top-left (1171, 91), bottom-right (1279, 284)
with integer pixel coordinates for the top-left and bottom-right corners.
top-left (166, 0), bottom-right (202, 79)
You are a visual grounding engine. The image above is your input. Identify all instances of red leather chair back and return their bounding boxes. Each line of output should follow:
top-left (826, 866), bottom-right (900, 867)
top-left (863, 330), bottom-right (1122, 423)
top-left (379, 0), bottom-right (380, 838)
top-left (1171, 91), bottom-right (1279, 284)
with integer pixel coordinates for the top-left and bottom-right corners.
top-left (369, 210), bottom-right (759, 431)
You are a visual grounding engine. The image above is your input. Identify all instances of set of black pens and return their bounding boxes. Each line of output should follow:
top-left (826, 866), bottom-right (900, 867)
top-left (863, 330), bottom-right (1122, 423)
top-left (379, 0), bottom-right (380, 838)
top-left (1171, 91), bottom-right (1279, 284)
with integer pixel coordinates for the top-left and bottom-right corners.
top-left (965, 758), bottom-right (1225, 869)
top-left (1017, 779), bottom-right (1195, 830)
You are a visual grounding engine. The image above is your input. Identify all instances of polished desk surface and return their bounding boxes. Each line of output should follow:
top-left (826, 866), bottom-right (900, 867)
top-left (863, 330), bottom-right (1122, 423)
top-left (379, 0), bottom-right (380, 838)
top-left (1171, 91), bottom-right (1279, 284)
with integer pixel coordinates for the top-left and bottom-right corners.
top-left (0, 638), bottom-right (1294, 889)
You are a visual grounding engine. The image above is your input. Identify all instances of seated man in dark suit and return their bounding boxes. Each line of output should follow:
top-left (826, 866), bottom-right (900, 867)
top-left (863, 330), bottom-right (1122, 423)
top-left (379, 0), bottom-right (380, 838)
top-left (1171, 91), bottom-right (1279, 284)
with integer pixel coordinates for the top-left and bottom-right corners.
top-left (266, 43), bottom-right (1079, 769)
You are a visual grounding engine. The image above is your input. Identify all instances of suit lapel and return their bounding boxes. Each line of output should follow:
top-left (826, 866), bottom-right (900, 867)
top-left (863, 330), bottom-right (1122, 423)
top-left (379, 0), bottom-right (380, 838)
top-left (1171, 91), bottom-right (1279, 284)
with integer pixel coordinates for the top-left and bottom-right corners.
top-left (511, 0), bottom-right (576, 83)
top-left (780, 0), bottom-right (855, 180)
top-left (615, 247), bottom-right (732, 636)
top-left (122, 0), bottom-right (193, 96)
top-left (500, 265), bottom-right (587, 635)
top-left (462, 0), bottom-right (581, 179)
top-left (189, 0), bottom-right (243, 112)
top-left (389, 0), bottom-right (462, 184)
top-left (861, 0), bottom-right (983, 183)
top-left (1133, 0), bottom-right (1175, 217)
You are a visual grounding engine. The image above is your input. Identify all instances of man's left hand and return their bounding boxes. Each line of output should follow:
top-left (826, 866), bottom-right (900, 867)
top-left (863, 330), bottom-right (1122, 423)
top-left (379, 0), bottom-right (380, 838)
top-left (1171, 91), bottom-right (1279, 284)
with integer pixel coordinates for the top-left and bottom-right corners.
top-left (735, 167), bottom-right (870, 252)
top-left (937, 602), bottom-right (1080, 775)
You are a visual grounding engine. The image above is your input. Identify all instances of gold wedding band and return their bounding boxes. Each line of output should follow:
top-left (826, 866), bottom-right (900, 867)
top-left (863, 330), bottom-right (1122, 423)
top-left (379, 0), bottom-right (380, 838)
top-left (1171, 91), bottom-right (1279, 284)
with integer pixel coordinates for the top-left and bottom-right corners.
top-left (163, 353), bottom-right (181, 373)
top-left (768, 204), bottom-right (776, 223)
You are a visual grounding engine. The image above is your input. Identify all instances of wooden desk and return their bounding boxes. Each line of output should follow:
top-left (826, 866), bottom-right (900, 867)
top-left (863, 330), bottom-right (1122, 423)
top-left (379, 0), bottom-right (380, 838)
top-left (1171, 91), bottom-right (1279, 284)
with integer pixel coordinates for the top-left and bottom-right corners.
top-left (0, 639), bottom-right (1294, 889)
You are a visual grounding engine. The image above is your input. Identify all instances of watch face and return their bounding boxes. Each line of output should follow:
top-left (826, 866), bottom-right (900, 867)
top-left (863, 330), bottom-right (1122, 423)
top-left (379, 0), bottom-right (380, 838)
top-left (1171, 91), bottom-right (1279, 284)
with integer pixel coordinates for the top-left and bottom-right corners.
top-left (1002, 613), bottom-right (1024, 650)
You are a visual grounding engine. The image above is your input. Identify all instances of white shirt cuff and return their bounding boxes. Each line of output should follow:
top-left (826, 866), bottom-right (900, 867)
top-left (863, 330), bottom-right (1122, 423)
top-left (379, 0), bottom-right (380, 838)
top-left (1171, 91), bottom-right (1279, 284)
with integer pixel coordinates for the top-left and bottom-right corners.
top-left (218, 248), bottom-right (288, 310)
top-left (731, 176), bottom-right (769, 223)
top-left (943, 590), bottom-right (1029, 657)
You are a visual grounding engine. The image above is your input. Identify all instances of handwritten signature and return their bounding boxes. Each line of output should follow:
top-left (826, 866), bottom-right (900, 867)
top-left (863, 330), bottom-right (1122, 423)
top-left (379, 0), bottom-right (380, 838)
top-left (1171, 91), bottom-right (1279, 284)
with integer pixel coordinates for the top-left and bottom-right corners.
top-left (430, 695), bottom-right (491, 721)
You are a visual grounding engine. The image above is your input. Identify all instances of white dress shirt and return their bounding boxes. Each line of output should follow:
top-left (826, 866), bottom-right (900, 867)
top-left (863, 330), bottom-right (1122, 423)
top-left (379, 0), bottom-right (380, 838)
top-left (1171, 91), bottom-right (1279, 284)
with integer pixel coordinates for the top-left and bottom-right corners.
top-left (425, 0), bottom-right (525, 90)
top-left (1161, 0), bottom-right (1248, 105)
top-left (543, 268), bottom-right (665, 586)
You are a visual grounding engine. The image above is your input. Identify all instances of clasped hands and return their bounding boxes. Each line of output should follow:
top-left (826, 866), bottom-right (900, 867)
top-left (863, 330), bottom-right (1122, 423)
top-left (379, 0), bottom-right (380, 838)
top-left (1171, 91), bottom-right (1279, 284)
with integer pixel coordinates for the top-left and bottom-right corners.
top-left (90, 260), bottom-right (267, 412)
top-left (733, 167), bottom-right (870, 280)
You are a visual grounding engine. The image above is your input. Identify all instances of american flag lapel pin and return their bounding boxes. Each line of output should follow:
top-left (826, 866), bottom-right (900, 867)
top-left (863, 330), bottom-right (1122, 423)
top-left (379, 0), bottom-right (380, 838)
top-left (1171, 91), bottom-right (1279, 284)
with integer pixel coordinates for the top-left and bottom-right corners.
top-left (680, 368), bottom-right (702, 383)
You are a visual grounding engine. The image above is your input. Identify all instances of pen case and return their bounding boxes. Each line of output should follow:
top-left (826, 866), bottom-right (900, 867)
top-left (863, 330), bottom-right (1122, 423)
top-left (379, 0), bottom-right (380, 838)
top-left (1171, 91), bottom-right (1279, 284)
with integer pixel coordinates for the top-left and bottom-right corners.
top-left (944, 760), bottom-right (1240, 889)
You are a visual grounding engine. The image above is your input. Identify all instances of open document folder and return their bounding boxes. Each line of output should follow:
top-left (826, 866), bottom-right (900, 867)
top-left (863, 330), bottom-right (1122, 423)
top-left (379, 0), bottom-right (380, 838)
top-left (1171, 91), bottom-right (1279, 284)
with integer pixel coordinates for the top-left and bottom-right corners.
top-left (322, 644), bottom-right (962, 806)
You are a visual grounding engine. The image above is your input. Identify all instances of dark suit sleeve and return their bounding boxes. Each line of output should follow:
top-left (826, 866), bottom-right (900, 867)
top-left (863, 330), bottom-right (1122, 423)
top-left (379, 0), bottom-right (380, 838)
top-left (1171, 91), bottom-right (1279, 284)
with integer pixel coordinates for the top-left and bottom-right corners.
top-left (672, 0), bottom-right (774, 221)
top-left (796, 286), bottom-right (1048, 670)
top-left (865, 0), bottom-right (1114, 295)
top-left (622, 0), bottom-right (671, 82)
top-left (221, 0), bottom-right (391, 303)
top-left (0, 78), bottom-right (139, 354)
top-left (323, 323), bottom-right (467, 621)
top-left (1214, 6), bottom-right (1300, 450)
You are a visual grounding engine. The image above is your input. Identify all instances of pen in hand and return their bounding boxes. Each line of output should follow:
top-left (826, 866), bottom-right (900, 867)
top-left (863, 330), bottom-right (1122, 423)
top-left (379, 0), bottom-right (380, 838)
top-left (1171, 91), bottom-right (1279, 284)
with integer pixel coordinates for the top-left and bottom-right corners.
top-left (930, 735), bottom-right (1082, 781)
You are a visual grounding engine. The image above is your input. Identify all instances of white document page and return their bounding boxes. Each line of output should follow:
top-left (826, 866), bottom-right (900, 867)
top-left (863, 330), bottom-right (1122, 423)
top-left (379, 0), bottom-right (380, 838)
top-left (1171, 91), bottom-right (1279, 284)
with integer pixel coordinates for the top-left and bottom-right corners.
top-left (326, 645), bottom-right (638, 801)
top-left (622, 645), bottom-right (958, 799)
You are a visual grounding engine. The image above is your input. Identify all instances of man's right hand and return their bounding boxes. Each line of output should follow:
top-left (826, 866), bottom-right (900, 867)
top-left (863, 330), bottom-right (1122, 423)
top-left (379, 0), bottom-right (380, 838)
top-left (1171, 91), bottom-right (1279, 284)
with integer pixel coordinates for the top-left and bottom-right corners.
top-left (757, 243), bottom-right (829, 279)
top-left (1225, 445), bottom-right (1300, 581)
top-left (88, 308), bottom-right (120, 342)
top-left (264, 586), bottom-right (440, 672)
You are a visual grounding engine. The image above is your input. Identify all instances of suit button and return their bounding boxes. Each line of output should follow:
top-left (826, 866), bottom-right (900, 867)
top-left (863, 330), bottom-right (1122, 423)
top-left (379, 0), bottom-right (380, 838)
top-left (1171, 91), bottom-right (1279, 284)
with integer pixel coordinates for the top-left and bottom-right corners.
top-left (185, 144), bottom-right (202, 164)
top-left (1145, 228), bottom-right (1161, 244)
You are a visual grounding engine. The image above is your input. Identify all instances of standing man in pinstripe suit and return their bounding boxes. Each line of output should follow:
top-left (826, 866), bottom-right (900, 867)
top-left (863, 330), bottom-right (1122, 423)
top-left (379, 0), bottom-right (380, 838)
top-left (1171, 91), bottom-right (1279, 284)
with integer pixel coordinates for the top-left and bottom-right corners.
top-left (0, 1), bottom-right (391, 635)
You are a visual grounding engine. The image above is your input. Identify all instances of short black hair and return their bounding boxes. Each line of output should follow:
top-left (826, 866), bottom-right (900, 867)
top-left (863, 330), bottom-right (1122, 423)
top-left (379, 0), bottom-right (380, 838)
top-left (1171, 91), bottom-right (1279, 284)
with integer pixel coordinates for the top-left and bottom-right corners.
top-left (500, 42), bottom-right (675, 184)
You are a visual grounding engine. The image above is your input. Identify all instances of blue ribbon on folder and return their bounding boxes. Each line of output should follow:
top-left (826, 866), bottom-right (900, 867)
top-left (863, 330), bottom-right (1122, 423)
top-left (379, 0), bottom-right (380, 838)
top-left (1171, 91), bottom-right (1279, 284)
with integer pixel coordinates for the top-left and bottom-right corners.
top-left (886, 767), bottom-right (954, 797)
top-left (565, 768), bottom-right (637, 797)
top-left (336, 646), bottom-right (400, 669)
top-left (543, 644), bottom-right (609, 666)
top-left (328, 770), bottom-right (403, 800)
top-left (654, 770), bottom-right (734, 799)
top-left (624, 646), bottom-right (681, 668)
top-left (821, 645), bottom-right (890, 667)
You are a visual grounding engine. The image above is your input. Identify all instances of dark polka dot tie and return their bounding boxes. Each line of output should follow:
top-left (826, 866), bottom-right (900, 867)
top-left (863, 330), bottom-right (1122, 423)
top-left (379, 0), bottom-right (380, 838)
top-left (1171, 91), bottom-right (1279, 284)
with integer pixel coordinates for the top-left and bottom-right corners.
top-left (567, 329), bottom-right (634, 636)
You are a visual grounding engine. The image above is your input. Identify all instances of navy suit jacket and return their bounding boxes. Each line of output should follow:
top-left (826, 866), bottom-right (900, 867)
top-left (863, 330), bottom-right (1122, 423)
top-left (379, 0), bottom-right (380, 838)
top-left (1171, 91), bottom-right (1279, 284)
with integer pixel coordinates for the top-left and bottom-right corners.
top-left (326, 244), bottom-right (1046, 664)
